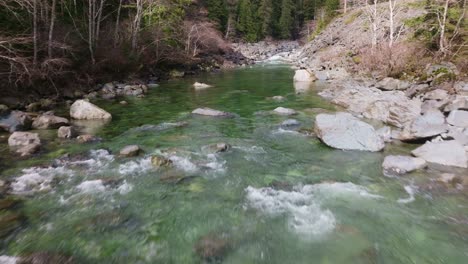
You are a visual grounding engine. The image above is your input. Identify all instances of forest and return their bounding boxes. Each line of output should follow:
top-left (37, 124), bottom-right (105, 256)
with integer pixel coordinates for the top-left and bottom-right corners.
top-left (0, 0), bottom-right (341, 96)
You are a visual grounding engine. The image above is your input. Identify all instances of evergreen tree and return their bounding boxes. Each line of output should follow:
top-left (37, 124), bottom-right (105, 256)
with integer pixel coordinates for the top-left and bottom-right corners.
top-left (278, 0), bottom-right (294, 39)
top-left (236, 0), bottom-right (258, 42)
top-left (205, 0), bottom-right (229, 32)
top-left (257, 0), bottom-right (273, 38)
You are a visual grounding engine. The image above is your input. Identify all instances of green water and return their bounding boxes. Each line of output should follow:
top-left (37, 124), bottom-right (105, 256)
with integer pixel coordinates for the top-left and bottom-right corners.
top-left (1, 65), bottom-right (467, 263)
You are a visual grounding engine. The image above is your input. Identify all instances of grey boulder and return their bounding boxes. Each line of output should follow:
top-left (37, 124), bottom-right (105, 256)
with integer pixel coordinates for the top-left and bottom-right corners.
top-left (314, 112), bottom-right (385, 152)
top-left (411, 140), bottom-right (467, 168)
top-left (382, 155), bottom-right (427, 175)
top-left (70, 100), bottom-right (112, 120)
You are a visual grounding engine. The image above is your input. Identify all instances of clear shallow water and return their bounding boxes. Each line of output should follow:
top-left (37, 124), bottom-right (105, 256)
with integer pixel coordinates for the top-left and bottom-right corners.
top-left (1, 65), bottom-right (468, 263)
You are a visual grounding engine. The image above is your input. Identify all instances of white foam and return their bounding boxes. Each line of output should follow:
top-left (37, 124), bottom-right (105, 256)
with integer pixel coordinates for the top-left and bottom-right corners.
top-left (272, 128), bottom-right (302, 135)
top-left (169, 155), bottom-right (198, 173)
top-left (11, 166), bottom-right (73, 195)
top-left (233, 145), bottom-right (266, 154)
top-left (307, 182), bottom-right (383, 199)
top-left (245, 186), bottom-right (336, 237)
top-left (203, 154), bottom-right (226, 173)
top-left (0, 256), bottom-right (18, 264)
top-left (398, 185), bottom-right (416, 204)
top-left (76, 180), bottom-right (106, 194)
top-left (69, 149), bottom-right (114, 169)
top-left (118, 157), bottom-right (153, 175)
top-left (245, 182), bottom-right (381, 237)
top-left (117, 180), bottom-right (133, 195)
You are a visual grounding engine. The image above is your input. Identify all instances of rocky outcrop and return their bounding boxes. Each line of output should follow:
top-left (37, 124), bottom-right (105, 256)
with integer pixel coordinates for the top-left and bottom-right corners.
top-left (192, 108), bottom-right (235, 117)
top-left (0, 111), bottom-right (32, 132)
top-left (32, 113), bottom-right (69, 130)
top-left (119, 145), bottom-right (141, 157)
top-left (382, 155), bottom-right (427, 175)
top-left (411, 140), bottom-right (467, 168)
top-left (314, 112), bottom-right (385, 152)
top-left (329, 86), bottom-right (422, 128)
top-left (447, 110), bottom-right (468, 128)
top-left (70, 100), bottom-right (112, 120)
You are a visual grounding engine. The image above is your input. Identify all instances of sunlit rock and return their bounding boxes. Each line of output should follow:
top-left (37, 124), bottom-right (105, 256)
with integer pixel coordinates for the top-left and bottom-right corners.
top-left (70, 100), bottom-right (111, 120)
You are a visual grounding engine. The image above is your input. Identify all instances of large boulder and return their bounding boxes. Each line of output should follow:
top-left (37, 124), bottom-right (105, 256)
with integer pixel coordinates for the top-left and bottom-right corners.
top-left (192, 108), bottom-right (235, 118)
top-left (375, 77), bottom-right (410, 91)
top-left (293, 69), bottom-right (316, 82)
top-left (382, 155), bottom-right (427, 175)
top-left (70, 100), bottom-right (112, 120)
top-left (314, 112), bottom-right (385, 152)
top-left (8, 132), bottom-right (40, 147)
top-left (398, 110), bottom-right (448, 140)
top-left (32, 113), bottom-right (69, 130)
top-left (0, 111), bottom-right (32, 132)
top-left (447, 110), bottom-right (468, 128)
top-left (444, 96), bottom-right (468, 112)
top-left (8, 132), bottom-right (41, 157)
top-left (331, 86), bottom-right (421, 128)
top-left (411, 140), bottom-right (467, 168)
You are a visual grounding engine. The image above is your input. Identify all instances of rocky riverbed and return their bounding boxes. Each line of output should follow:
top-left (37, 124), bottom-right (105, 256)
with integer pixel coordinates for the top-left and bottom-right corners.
top-left (1, 61), bottom-right (467, 263)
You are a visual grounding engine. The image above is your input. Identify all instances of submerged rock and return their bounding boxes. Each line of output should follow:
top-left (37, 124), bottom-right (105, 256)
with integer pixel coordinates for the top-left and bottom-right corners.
top-left (18, 252), bottom-right (74, 264)
top-left (57, 126), bottom-right (77, 139)
top-left (119, 145), bottom-right (141, 157)
top-left (32, 113), bottom-right (69, 130)
top-left (194, 234), bottom-right (231, 261)
top-left (0, 111), bottom-right (32, 133)
top-left (193, 82), bottom-right (212, 90)
top-left (151, 155), bottom-right (172, 169)
top-left (16, 143), bottom-right (41, 157)
top-left (70, 100), bottom-right (112, 120)
top-left (411, 140), bottom-right (467, 168)
top-left (281, 119), bottom-right (301, 127)
top-left (314, 113), bottom-right (385, 152)
top-left (192, 108), bottom-right (235, 117)
top-left (271, 95), bottom-right (286, 101)
top-left (76, 134), bottom-right (101, 143)
top-left (273, 107), bottom-right (297, 116)
top-left (382, 155), bottom-right (427, 175)
top-left (0, 211), bottom-right (24, 239)
top-left (0, 104), bottom-right (9, 115)
top-left (205, 143), bottom-right (231, 153)
top-left (447, 110), bottom-right (468, 128)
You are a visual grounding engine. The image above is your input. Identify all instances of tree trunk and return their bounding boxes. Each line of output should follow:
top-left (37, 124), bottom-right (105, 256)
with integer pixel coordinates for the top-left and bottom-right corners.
top-left (48, 0), bottom-right (57, 58)
top-left (114, 0), bottom-right (123, 47)
top-left (439, 0), bottom-right (449, 54)
top-left (33, 0), bottom-right (38, 67)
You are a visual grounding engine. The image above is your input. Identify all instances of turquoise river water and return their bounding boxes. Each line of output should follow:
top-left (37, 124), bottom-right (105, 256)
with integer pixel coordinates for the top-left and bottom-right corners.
top-left (0, 65), bottom-right (467, 263)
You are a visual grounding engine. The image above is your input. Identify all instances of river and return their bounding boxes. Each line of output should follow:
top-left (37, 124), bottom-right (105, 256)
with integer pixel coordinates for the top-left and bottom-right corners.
top-left (1, 65), bottom-right (467, 263)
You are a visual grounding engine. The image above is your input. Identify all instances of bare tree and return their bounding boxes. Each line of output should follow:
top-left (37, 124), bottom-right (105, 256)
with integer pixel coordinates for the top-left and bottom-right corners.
top-left (131, 0), bottom-right (145, 53)
top-left (363, 0), bottom-right (381, 50)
